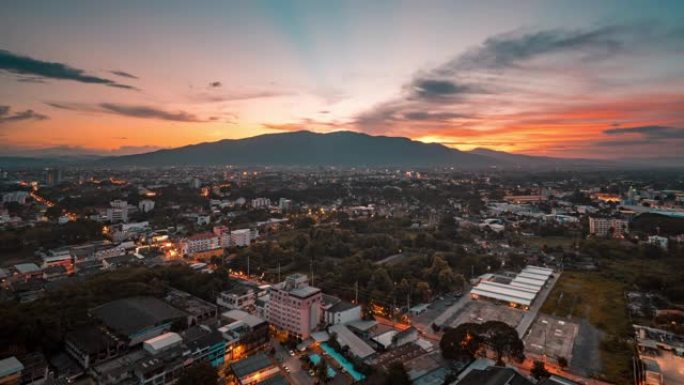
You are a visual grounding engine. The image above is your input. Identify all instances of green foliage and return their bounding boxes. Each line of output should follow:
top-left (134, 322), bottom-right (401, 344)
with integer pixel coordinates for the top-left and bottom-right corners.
top-left (384, 362), bottom-right (411, 385)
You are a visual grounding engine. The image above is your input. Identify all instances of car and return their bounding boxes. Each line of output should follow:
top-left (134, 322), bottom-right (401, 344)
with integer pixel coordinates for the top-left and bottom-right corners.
top-left (288, 350), bottom-right (295, 356)
top-left (284, 366), bottom-right (291, 373)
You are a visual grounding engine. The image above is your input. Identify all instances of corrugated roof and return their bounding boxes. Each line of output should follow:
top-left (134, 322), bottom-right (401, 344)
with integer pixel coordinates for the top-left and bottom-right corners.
top-left (329, 324), bottom-right (375, 359)
top-left (0, 356), bottom-right (24, 377)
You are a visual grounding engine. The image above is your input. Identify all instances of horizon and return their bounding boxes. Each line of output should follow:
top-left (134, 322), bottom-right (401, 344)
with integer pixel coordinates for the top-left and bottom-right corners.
top-left (1, 1), bottom-right (684, 160)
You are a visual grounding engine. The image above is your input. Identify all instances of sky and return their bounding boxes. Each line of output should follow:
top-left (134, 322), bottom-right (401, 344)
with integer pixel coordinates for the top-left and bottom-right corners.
top-left (1, 0), bottom-right (683, 159)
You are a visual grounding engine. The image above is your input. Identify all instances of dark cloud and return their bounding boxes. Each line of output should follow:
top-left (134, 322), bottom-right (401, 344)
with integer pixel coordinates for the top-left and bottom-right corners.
top-left (110, 70), bottom-right (138, 79)
top-left (209, 81), bottom-right (222, 88)
top-left (411, 79), bottom-right (478, 99)
top-left (99, 103), bottom-right (204, 122)
top-left (195, 90), bottom-right (293, 103)
top-left (402, 111), bottom-right (468, 121)
top-left (46, 101), bottom-right (206, 122)
top-left (603, 125), bottom-right (684, 139)
top-left (0, 49), bottom-right (136, 89)
top-left (0, 105), bottom-right (48, 124)
top-left (355, 21), bottom-right (684, 135)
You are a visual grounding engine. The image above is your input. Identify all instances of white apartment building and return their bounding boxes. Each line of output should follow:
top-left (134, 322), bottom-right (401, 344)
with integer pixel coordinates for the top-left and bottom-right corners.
top-left (107, 200), bottom-right (129, 223)
top-left (589, 217), bottom-right (629, 237)
top-left (181, 233), bottom-right (220, 256)
top-left (230, 229), bottom-right (252, 247)
top-left (138, 199), bottom-right (155, 213)
top-left (251, 197), bottom-right (271, 209)
top-left (266, 274), bottom-right (321, 339)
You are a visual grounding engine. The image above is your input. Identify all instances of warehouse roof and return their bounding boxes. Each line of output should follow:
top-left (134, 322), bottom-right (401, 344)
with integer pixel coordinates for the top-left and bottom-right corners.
top-left (329, 324), bottom-right (376, 359)
top-left (90, 296), bottom-right (187, 336)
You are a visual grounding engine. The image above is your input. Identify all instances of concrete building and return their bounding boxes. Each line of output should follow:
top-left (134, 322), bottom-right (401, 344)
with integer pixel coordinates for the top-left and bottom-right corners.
top-left (647, 235), bottom-right (668, 250)
top-left (589, 217), bottom-right (629, 238)
top-left (181, 232), bottom-right (220, 257)
top-left (0, 357), bottom-right (23, 385)
top-left (2, 191), bottom-right (30, 205)
top-left (106, 200), bottom-right (129, 223)
top-left (323, 301), bottom-right (361, 326)
top-left (229, 353), bottom-right (281, 385)
top-left (217, 284), bottom-right (257, 311)
top-left (230, 229), bottom-right (252, 247)
top-left (251, 197), bottom-right (271, 209)
top-left (138, 199), bottom-right (155, 213)
top-left (266, 273), bottom-right (322, 339)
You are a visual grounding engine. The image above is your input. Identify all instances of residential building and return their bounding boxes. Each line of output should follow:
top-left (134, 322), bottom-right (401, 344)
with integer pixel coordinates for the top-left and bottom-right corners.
top-left (138, 199), bottom-right (155, 213)
top-left (106, 200), bottom-right (129, 223)
top-left (230, 229), bottom-right (252, 247)
top-left (228, 353), bottom-right (281, 385)
top-left (589, 217), bottom-right (629, 237)
top-left (181, 232), bottom-right (220, 257)
top-left (266, 273), bottom-right (322, 339)
top-left (217, 284), bottom-right (257, 311)
top-left (323, 300), bottom-right (361, 325)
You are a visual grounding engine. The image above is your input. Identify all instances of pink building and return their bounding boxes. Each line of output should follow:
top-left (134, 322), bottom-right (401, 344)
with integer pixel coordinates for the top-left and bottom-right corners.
top-left (266, 273), bottom-right (321, 339)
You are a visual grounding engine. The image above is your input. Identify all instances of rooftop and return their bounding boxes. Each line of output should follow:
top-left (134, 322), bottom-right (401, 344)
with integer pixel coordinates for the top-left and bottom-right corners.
top-left (0, 356), bottom-right (24, 377)
top-left (230, 352), bottom-right (274, 378)
top-left (90, 296), bottom-right (187, 336)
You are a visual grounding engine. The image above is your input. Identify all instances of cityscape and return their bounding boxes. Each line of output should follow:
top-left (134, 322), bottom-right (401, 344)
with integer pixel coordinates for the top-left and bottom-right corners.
top-left (1, 2), bottom-right (684, 385)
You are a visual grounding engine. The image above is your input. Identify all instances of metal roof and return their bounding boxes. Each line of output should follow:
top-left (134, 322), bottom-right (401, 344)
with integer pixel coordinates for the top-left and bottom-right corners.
top-left (0, 356), bottom-right (24, 377)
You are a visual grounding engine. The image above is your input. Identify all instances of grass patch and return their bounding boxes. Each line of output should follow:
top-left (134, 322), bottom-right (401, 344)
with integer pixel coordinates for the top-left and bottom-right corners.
top-left (541, 270), bottom-right (632, 383)
top-left (524, 236), bottom-right (576, 249)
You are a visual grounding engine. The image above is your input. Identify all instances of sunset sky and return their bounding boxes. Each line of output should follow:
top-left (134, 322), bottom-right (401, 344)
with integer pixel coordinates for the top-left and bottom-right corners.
top-left (1, 0), bottom-right (683, 159)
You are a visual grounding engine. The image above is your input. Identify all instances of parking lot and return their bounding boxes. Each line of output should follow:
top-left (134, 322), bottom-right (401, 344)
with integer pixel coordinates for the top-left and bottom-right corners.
top-left (447, 300), bottom-right (525, 329)
top-left (523, 314), bottom-right (578, 363)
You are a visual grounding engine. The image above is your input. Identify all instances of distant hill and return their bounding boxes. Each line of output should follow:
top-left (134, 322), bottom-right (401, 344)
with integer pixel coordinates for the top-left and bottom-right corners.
top-left (98, 131), bottom-right (497, 168)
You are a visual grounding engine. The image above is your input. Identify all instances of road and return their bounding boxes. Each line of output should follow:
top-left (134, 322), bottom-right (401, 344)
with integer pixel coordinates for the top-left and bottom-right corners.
top-left (272, 340), bottom-right (312, 385)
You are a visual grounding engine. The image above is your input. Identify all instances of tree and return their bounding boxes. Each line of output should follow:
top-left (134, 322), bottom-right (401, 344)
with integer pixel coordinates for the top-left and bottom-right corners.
top-left (314, 359), bottom-right (329, 384)
top-left (480, 321), bottom-right (525, 365)
top-left (440, 323), bottom-right (482, 361)
top-left (557, 356), bottom-right (568, 370)
top-left (384, 362), bottom-right (411, 385)
top-left (531, 360), bottom-right (550, 380)
top-left (177, 363), bottom-right (218, 385)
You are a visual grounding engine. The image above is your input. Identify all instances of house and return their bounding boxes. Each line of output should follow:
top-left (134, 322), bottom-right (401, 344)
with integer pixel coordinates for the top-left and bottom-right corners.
top-left (323, 300), bottom-right (361, 325)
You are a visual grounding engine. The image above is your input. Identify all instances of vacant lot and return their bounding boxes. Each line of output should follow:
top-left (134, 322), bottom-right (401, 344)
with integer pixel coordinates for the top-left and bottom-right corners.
top-left (541, 270), bottom-right (632, 383)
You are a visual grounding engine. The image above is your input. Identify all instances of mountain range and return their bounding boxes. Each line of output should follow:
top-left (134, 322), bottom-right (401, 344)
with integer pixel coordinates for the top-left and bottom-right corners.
top-left (1, 130), bottom-right (681, 169)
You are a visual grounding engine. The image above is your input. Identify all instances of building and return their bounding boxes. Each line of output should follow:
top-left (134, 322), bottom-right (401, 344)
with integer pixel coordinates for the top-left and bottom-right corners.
top-left (106, 200), bottom-right (129, 223)
top-left (266, 273), bottom-right (322, 339)
top-left (89, 296), bottom-right (188, 346)
top-left (470, 266), bottom-right (553, 309)
top-left (181, 232), bottom-right (220, 257)
top-left (647, 235), bottom-right (668, 250)
top-left (45, 168), bottom-right (63, 186)
top-left (217, 284), bottom-right (257, 311)
top-left (219, 310), bottom-right (269, 362)
top-left (230, 229), bottom-right (252, 247)
top-left (456, 366), bottom-right (533, 385)
top-left (2, 191), bottom-right (30, 205)
top-left (588, 217), bottom-right (628, 238)
top-left (323, 300), bottom-right (361, 325)
top-left (213, 226), bottom-right (232, 248)
top-left (0, 356), bottom-right (23, 385)
top-left (278, 198), bottom-right (293, 211)
top-left (229, 353), bottom-right (281, 385)
top-left (251, 197), bottom-right (271, 209)
top-left (138, 200), bottom-right (155, 213)
top-left (164, 288), bottom-right (218, 327)
top-left (64, 326), bottom-right (126, 369)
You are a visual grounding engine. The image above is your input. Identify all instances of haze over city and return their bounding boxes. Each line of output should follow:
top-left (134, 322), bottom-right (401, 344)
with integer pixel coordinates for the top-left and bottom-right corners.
top-left (1, 0), bottom-right (683, 159)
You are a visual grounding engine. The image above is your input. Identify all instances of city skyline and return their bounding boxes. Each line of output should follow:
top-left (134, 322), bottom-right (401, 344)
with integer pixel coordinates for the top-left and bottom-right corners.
top-left (1, 0), bottom-right (683, 159)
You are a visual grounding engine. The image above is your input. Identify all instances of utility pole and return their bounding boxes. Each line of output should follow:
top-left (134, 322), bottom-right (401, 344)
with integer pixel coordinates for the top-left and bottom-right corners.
top-left (355, 281), bottom-right (359, 304)
top-left (310, 256), bottom-right (314, 286)
top-left (247, 254), bottom-right (250, 278)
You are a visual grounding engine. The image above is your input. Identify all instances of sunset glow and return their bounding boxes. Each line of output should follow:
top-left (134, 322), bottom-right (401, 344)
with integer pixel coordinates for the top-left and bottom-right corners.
top-left (1, 1), bottom-right (683, 159)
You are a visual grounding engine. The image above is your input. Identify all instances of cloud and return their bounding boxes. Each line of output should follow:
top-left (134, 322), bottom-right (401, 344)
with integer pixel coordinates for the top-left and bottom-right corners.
top-left (194, 90), bottom-right (293, 103)
top-left (352, 21), bottom-right (684, 159)
top-left (0, 105), bottom-right (48, 124)
top-left (46, 102), bottom-right (208, 122)
top-left (603, 125), bottom-right (684, 139)
top-left (209, 81), bottom-right (222, 88)
top-left (110, 70), bottom-right (138, 79)
top-left (0, 49), bottom-right (136, 89)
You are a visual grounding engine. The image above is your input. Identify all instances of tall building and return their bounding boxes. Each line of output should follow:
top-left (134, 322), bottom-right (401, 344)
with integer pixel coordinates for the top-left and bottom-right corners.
top-left (45, 168), bottom-right (63, 186)
top-left (106, 200), bottom-right (129, 223)
top-left (589, 217), bottom-right (629, 238)
top-left (266, 273), bottom-right (321, 339)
